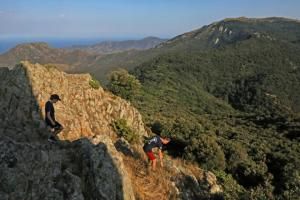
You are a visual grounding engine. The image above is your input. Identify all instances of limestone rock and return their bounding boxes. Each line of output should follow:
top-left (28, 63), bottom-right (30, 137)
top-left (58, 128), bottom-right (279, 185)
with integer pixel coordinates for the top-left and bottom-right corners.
top-left (0, 62), bottom-right (222, 200)
top-left (4, 61), bottom-right (147, 142)
top-left (0, 136), bottom-right (135, 200)
top-left (0, 62), bottom-right (144, 200)
top-left (164, 160), bottom-right (223, 199)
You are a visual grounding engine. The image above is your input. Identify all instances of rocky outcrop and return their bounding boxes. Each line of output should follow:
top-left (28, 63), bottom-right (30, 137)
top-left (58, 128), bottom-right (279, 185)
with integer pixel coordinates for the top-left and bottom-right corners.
top-left (164, 159), bottom-right (222, 199)
top-left (0, 62), bottom-right (146, 200)
top-left (4, 61), bottom-right (147, 141)
top-left (0, 62), bottom-right (222, 200)
top-left (0, 136), bottom-right (134, 200)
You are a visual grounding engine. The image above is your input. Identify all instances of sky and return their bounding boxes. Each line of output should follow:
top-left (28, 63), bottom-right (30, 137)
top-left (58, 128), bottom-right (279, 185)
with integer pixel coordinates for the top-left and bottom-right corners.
top-left (0, 0), bottom-right (300, 39)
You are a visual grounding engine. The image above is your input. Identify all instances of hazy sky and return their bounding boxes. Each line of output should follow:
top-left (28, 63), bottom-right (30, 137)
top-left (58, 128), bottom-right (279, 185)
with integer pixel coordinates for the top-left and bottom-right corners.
top-left (1, 0), bottom-right (300, 39)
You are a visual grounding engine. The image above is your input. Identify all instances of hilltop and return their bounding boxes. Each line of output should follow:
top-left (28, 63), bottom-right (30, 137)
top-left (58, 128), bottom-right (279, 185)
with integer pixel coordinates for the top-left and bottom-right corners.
top-left (86, 17), bottom-right (300, 81)
top-left (0, 37), bottom-right (167, 81)
top-left (1, 18), bottom-right (300, 82)
top-left (0, 42), bottom-right (99, 72)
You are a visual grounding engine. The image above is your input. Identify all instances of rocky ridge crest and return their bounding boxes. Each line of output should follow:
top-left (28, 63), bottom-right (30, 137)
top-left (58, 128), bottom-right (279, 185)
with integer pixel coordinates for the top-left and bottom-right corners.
top-left (0, 62), bottom-right (222, 200)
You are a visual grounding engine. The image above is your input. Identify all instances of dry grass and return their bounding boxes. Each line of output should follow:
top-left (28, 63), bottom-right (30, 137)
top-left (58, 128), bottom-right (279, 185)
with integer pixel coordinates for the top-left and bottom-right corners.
top-left (171, 158), bottom-right (205, 180)
top-left (122, 149), bottom-right (178, 200)
top-left (119, 145), bottom-right (211, 200)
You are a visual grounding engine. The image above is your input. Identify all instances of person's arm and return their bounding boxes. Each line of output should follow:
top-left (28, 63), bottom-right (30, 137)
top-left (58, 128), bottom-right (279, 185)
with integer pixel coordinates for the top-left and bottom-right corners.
top-left (46, 111), bottom-right (56, 126)
top-left (159, 149), bottom-right (163, 167)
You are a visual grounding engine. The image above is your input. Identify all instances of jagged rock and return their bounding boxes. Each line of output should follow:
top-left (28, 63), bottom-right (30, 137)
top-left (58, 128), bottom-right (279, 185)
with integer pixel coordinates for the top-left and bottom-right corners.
top-left (204, 171), bottom-right (222, 194)
top-left (114, 137), bottom-right (135, 157)
top-left (0, 136), bottom-right (135, 200)
top-left (91, 135), bottom-right (135, 200)
top-left (0, 62), bottom-right (142, 199)
top-left (165, 163), bottom-right (223, 199)
top-left (0, 62), bottom-right (222, 200)
top-left (0, 61), bottom-right (147, 142)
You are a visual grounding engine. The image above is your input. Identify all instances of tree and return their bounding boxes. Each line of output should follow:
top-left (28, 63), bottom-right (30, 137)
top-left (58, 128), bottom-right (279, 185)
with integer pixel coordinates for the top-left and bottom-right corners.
top-left (107, 69), bottom-right (141, 100)
top-left (184, 134), bottom-right (226, 170)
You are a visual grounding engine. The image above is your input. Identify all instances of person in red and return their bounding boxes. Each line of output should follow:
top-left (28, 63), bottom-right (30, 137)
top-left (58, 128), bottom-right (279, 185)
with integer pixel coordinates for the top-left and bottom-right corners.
top-left (143, 135), bottom-right (170, 170)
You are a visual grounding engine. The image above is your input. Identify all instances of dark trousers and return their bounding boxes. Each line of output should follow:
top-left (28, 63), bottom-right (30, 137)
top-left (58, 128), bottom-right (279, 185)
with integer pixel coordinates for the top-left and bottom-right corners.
top-left (46, 121), bottom-right (63, 136)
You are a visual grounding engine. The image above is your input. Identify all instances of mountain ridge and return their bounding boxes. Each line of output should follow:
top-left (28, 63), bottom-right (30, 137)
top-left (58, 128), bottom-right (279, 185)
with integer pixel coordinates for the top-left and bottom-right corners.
top-left (87, 16), bottom-right (300, 81)
top-left (1, 17), bottom-right (300, 82)
top-left (69, 36), bottom-right (167, 54)
top-left (157, 16), bottom-right (300, 50)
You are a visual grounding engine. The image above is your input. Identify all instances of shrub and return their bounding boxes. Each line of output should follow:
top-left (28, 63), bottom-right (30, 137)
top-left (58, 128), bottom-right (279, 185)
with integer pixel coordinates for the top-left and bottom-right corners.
top-left (44, 64), bottom-right (59, 71)
top-left (214, 170), bottom-right (247, 200)
top-left (107, 69), bottom-right (141, 100)
top-left (221, 141), bottom-right (249, 171)
top-left (184, 134), bottom-right (226, 170)
top-left (112, 119), bottom-right (139, 144)
top-left (89, 78), bottom-right (101, 89)
top-left (232, 160), bottom-right (267, 188)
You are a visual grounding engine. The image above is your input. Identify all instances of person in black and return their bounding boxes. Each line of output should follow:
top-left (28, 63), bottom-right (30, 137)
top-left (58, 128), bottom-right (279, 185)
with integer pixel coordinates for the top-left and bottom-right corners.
top-left (143, 135), bottom-right (170, 170)
top-left (45, 94), bottom-right (63, 142)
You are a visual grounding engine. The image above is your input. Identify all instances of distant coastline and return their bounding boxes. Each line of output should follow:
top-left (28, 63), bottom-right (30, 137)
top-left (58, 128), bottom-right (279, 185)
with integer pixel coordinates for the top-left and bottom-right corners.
top-left (0, 37), bottom-right (144, 54)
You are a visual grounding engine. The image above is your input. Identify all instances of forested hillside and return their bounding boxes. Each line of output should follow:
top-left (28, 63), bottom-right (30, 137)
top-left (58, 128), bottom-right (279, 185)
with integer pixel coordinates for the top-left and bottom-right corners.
top-left (108, 17), bottom-right (300, 199)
